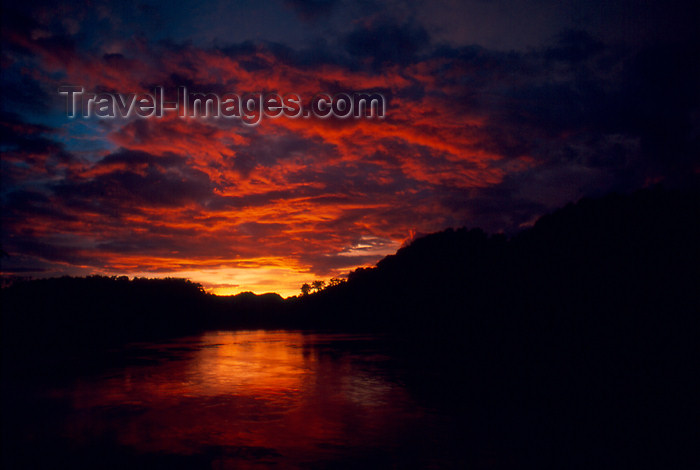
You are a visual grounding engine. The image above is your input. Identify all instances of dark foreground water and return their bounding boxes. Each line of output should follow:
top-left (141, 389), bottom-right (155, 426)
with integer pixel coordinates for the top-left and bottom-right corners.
top-left (3, 331), bottom-right (486, 469)
top-left (4, 328), bottom-right (691, 469)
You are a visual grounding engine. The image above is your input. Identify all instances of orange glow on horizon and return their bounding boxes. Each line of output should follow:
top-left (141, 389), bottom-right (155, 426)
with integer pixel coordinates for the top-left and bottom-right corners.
top-left (109, 257), bottom-right (392, 298)
top-left (2, 29), bottom-right (535, 291)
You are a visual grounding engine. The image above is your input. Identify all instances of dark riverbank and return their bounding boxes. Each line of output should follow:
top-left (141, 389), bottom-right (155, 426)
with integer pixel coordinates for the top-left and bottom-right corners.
top-left (2, 186), bottom-right (698, 468)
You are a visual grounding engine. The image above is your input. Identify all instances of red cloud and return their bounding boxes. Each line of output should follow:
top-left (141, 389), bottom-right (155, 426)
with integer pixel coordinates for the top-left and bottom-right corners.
top-left (2, 32), bottom-right (534, 295)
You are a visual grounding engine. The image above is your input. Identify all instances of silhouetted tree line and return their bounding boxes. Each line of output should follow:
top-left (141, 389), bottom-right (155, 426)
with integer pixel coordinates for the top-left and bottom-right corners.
top-left (299, 278), bottom-right (346, 295)
top-left (3, 187), bottom-right (698, 342)
top-left (2, 185), bottom-right (698, 467)
top-left (285, 186), bottom-right (699, 467)
top-left (2, 187), bottom-right (698, 374)
top-left (292, 186), bottom-right (698, 332)
top-left (1, 276), bottom-right (286, 376)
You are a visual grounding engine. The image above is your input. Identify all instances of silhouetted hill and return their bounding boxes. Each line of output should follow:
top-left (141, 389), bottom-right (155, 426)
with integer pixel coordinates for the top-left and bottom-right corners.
top-left (205, 291), bottom-right (286, 329)
top-left (3, 186), bottom-right (698, 370)
top-left (2, 186), bottom-right (698, 466)
top-left (290, 186), bottom-right (699, 467)
top-left (294, 186), bottom-right (699, 331)
top-left (0, 277), bottom-right (291, 376)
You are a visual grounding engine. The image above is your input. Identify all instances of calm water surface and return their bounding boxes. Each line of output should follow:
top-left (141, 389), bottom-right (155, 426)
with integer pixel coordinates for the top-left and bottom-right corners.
top-left (26, 331), bottom-right (465, 468)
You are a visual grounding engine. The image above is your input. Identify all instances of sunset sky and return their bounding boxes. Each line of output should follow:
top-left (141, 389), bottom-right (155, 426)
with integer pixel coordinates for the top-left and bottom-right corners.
top-left (1, 0), bottom-right (698, 296)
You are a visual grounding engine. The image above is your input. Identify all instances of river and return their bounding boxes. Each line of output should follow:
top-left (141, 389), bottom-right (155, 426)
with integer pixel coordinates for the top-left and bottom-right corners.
top-left (4, 330), bottom-right (480, 468)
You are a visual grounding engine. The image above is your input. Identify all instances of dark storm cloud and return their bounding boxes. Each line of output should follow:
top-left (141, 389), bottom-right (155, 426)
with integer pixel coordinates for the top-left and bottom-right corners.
top-left (543, 30), bottom-right (605, 63)
top-left (416, 32), bottom-right (698, 224)
top-left (303, 252), bottom-right (387, 274)
top-left (344, 20), bottom-right (430, 67)
top-left (0, 72), bottom-right (53, 116)
top-left (283, 0), bottom-right (340, 22)
top-left (2, 0), bottom-right (698, 292)
top-left (96, 235), bottom-right (197, 256)
top-left (2, 189), bottom-right (77, 225)
top-left (0, 113), bottom-right (65, 156)
top-left (231, 131), bottom-right (336, 177)
top-left (237, 222), bottom-right (289, 238)
top-left (606, 40), bottom-right (700, 184)
top-left (97, 150), bottom-right (191, 169)
top-left (6, 235), bottom-right (95, 267)
top-left (53, 150), bottom-right (217, 209)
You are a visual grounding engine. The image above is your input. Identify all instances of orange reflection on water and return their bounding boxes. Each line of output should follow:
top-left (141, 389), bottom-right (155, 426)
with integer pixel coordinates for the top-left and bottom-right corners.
top-left (189, 331), bottom-right (312, 397)
top-left (59, 331), bottom-right (421, 467)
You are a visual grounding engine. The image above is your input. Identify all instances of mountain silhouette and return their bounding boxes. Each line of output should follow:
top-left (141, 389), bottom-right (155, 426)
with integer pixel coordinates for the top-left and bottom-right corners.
top-left (2, 185), bottom-right (698, 467)
top-left (286, 185), bottom-right (698, 467)
top-left (3, 186), bottom-right (698, 349)
top-left (293, 186), bottom-right (698, 332)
